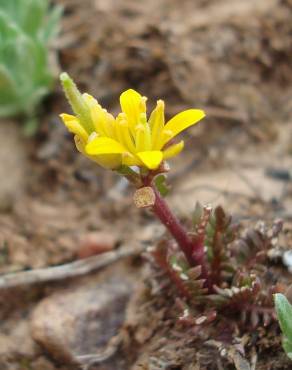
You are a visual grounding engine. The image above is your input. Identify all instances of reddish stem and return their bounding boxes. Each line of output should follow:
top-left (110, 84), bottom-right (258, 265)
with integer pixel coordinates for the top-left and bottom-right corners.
top-left (142, 175), bottom-right (209, 283)
top-left (152, 185), bottom-right (194, 265)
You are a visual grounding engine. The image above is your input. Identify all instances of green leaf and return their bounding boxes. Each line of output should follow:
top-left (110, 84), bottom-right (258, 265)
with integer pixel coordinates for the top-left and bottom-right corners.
top-left (117, 165), bottom-right (137, 176)
top-left (154, 174), bottom-right (169, 197)
top-left (275, 293), bottom-right (292, 359)
top-left (116, 165), bottom-right (142, 186)
top-left (60, 73), bottom-right (88, 118)
top-left (283, 337), bottom-right (292, 360)
top-left (0, 0), bottom-right (61, 124)
top-left (40, 5), bottom-right (63, 42)
top-left (275, 294), bottom-right (292, 340)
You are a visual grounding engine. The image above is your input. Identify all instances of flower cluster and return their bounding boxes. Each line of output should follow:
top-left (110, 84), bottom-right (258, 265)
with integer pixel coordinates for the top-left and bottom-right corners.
top-left (60, 73), bottom-right (205, 170)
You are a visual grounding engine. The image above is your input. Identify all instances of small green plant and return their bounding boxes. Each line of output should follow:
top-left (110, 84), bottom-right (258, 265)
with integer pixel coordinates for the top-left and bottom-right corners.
top-left (0, 0), bottom-right (62, 130)
top-left (59, 73), bottom-right (284, 339)
top-left (275, 293), bottom-right (292, 359)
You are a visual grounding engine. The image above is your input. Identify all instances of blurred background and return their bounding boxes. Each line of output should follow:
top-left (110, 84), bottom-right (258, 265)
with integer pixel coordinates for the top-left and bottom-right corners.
top-left (0, 0), bottom-right (292, 368)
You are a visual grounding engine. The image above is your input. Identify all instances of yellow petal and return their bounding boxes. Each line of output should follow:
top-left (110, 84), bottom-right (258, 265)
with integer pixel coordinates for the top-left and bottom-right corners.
top-left (60, 113), bottom-right (75, 124)
top-left (155, 129), bottom-right (173, 150)
top-left (82, 93), bottom-right (97, 107)
top-left (115, 115), bottom-right (136, 153)
top-left (104, 111), bottom-right (116, 138)
top-left (83, 94), bottom-right (106, 135)
top-left (85, 137), bottom-right (127, 155)
top-left (122, 153), bottom-right (142, 166)
top-left (162, 140), bottom-right (184, 159)
top-left (162, 109), bottom-right (205, 145)
top-left (137, 151), bottom-right (163, 170)
top-left (149, 100), bottom-right (165, 149)
top-left (60, 113), bottom-right (88, 142)
top-left (83, 93), bottom-right (114, 137)
top-left (91, 154), bottom-right (122, 169)
top-left (74, 135), bottom-right (86, 153)
top-left (74, 134), bottom-right (122, 169)
top-left (120, 89), bottom-right (146, 129)
top-left (90, 105), bottom-right (108, 136)
top-left (135, 121), bottom-right (151, 152)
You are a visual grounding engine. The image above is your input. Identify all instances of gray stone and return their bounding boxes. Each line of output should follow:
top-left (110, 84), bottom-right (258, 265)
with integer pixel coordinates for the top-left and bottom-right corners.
top-left (31, 264), bottom-right (136, 368)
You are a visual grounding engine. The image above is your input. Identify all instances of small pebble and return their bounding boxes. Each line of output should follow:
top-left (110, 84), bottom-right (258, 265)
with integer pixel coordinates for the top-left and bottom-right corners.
top-left (282, 251), bottom-right (292, 272)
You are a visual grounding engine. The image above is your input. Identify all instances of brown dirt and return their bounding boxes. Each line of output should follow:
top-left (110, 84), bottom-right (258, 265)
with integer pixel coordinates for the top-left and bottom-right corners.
top-left (1, 0), bottom-right (292, 368)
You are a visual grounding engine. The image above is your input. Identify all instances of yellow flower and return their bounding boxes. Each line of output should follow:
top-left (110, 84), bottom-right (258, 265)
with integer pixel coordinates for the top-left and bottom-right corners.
top-left (60, 73), bottom-right (205, 170)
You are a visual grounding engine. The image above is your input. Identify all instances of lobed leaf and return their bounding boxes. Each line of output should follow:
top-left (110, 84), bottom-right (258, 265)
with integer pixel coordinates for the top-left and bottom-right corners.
top-left (154, 174), bottom-right (169, 197)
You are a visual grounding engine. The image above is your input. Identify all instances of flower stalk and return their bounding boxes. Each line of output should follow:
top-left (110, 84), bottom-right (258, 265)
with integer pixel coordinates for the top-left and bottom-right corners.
top-left (141, 173), bottom-right (209, 284)
top-left (59, 72), bottom-right (209, 283)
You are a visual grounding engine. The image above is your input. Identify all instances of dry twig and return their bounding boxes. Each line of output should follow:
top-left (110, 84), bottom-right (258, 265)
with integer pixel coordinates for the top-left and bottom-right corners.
top-left (0, 245), bottom-right (142, 290)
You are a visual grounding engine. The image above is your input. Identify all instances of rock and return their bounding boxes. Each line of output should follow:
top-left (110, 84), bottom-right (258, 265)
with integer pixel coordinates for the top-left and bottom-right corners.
top-left (0, 319), bottom-right (39, 360)
top-left (30, 263), bottom-right (136, 368)
top-left (283, 250), bottom-right (292, 273)
top-left (171, 167), bottom-right (285, 216)
top-left (77, 231), bottom-right (118, 259)
top-left (29, 357), bottom-right (59, 370)
top-left (0, 120), bottom-right (27, 212)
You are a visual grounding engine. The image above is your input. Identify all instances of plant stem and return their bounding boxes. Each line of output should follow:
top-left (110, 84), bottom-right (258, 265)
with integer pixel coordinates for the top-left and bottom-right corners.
top-left (151, 185), bottom-right (194, 264)
top-left (142, 175), bottom-right (209, 282)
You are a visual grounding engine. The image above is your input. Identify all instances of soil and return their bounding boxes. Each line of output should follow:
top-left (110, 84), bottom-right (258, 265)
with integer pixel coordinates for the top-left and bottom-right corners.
top-left (1, 0), bottom-right (292, 369)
